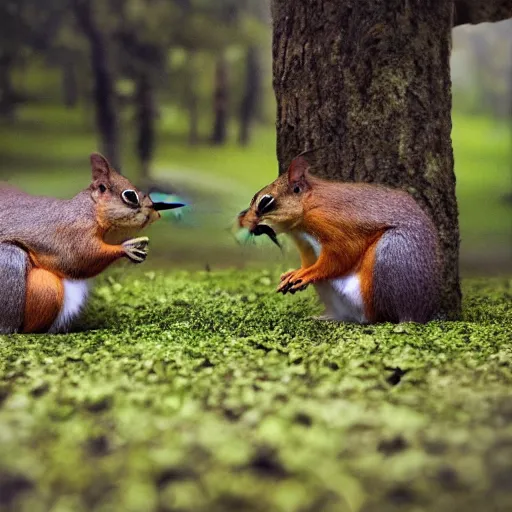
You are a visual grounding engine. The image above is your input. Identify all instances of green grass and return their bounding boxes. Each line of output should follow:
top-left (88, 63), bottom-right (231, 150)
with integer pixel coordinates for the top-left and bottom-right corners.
top-left (1, 272), bottom-right (512, 512)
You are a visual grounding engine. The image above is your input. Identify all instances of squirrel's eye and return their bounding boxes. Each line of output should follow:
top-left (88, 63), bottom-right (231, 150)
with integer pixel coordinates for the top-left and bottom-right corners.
top-left (257, 194), bottom-right (275, 215)
top-left (122, 189), bottom-right (140, 207)
top-left (99, 184), bottom-right (107, 193)
top-left (293, 185), bottom-right (301, 194)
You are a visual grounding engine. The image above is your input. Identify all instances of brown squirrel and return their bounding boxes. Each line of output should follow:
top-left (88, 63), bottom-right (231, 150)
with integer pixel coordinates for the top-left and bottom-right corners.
top-left (238, 154), bottom-right (441, 323)
top-left (0, 153), bottom-right (183, 334)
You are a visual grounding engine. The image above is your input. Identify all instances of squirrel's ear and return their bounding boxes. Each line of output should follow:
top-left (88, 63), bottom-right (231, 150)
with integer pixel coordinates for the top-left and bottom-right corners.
top-left (287, 155), bottom-right (310, 185)
top-left (90, 153), bottom-right (112, 181)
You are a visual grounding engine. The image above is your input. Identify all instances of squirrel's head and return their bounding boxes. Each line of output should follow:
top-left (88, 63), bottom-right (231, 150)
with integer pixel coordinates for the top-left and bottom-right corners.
top-left (238, 154), bottom-right (312, 241)
top-left (88, 153), bottom-right (182, 233)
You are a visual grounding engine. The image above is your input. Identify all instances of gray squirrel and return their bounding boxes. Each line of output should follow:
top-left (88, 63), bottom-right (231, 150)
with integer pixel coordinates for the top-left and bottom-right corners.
top-left (0, 153), bottom-right (183, 334)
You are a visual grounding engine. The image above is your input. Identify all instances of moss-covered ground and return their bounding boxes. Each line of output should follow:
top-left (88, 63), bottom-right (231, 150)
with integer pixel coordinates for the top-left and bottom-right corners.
top-left (1, 270), bottom-right (511, 512)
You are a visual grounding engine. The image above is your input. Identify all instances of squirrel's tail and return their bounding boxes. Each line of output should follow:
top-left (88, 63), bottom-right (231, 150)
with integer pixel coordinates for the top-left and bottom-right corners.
top-left (372, 225), bottom-right (441, 323)
top-left (0, 243), bottom-right (28, 334)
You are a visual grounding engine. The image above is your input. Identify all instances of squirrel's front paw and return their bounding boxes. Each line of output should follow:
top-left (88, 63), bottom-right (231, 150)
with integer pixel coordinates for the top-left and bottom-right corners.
top-left (123, 237), bottom-right (149, 263)
top-left (280, 269), bottom-right (296, 282)
top-left (277, 270), bottom-right (309, 295)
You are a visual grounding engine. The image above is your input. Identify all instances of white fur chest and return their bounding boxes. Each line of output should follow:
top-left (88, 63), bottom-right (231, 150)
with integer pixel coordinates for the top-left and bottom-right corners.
top-left (50, 279), bottom-right (89, 333)
top-left (295, 233), bottom-right (368, 323)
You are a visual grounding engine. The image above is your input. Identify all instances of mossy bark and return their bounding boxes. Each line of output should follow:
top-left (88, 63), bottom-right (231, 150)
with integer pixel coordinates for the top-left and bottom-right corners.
top-left (271, 0), bottom-right (461, 319)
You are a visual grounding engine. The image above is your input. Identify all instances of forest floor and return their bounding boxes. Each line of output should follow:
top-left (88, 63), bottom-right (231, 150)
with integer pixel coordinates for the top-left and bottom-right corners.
top-left (1, 270), bottom-right (512, 512)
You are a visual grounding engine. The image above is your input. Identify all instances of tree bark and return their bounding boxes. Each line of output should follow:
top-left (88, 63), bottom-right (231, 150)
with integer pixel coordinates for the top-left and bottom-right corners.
top-left (238, 46), bottom-right (262, 146)
top-left (211, 54), bottom-right (229, 145)
top-left (453, 0), bottom-right (512, 26)
top-left (73, 0), bottom-right (120, 169)
top-left (135, 72), bottom-right (156, 182)
top-left (272, 0), bottom-right (461, 319)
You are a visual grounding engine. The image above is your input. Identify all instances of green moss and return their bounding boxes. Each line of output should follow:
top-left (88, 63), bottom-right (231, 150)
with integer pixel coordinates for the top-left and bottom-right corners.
top-left (1, 271), bottom-right (512, 512)
top-left (423, 150), bottom-right (441, 182)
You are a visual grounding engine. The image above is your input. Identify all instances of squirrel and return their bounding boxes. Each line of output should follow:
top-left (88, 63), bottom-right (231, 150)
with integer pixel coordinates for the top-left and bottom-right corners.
top-left (0, 153), bottom-right (184, 334)
top-left (238, 153), bottom-right (441, 324)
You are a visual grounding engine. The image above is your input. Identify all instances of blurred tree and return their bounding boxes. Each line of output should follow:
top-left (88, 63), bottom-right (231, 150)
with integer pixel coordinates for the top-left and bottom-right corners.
top-left (166, 48), bottom-right (206, 145)
top-left (0, 0), bottom-right (60, 119)
top-left (115, 0), bottom-right (185, 178)
top-left (508, 30), bottom-right (512, 205)
top-left (0, 53), bottom-right (16, 120)
top-left (166, 0), bottom-right (267, 146)
top-left (211, 53), bottom-right (229, 145)
top-left (73, 0), bottom-right (120, 169)
top-left (135, 71), bottom-right (156, 181)
top-left (0, 1), bottom-right (28, 119)
top-left (61, 50), bottom-right (79, 108)
top-left (0, 0), bottom-right (88, 112)
top-left (238, 45), bottom-right (261, 146)
top-left (209, 1), bottom-right (238, 145)
top-left (1, 0), bottom-right (270, 166)
top-left (115, 32), bottom-right (162, 181)
top-left (183, 51), bottom-right (200, 145)
top-left (237, 0), bottom-right (269, 146)
top-left (137, 0), bottom-right (270, 148)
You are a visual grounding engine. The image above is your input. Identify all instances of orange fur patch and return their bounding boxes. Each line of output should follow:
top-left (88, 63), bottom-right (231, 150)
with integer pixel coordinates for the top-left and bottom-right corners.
top-left (23, 268), bottom-right (64, 333)
top-left (288, 202), bottom-right (386, 306)
top-left (357, 234), bottom-right (383, 322)
top-left (303, 208), bottom-right (370, 276)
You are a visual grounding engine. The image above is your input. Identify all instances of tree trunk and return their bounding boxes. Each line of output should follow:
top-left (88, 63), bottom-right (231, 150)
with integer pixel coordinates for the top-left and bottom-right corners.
top-left (135, 72), bottom-right (155, 182)
top-left (271, 0), bottom-right (461, 319)
top-left (211, 54), bottom-right (229, 145)
top-left (238, 46), bottom-right (262, 146)
top-left (73, 0), bottom-right (120, 169)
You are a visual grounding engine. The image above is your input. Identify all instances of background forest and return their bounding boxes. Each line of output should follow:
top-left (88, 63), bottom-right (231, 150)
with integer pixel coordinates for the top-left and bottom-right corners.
top-left (0, 0), bottom-right (510, 275)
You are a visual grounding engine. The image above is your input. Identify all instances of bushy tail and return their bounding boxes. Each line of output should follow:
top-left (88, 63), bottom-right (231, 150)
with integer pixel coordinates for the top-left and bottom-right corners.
top-left (373, 226), bottom-right (441, 323)
top-left (0, 243), bottom-right (28, 334)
